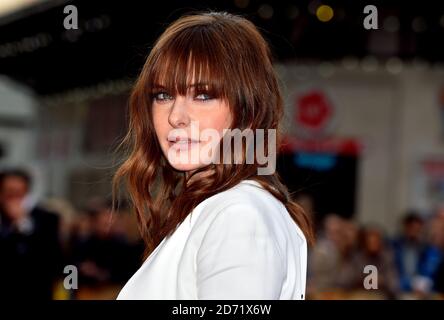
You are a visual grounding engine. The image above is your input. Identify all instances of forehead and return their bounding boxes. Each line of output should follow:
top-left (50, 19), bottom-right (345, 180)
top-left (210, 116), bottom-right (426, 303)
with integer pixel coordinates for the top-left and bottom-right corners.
top-left (150, 47), bottom-right (225, 88)
top-left (153, 59), bottom-right (211, 86)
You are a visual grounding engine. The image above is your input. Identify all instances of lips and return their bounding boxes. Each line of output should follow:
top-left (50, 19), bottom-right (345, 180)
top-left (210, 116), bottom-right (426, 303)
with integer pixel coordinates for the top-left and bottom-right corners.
top-left (167, 137), bottom-right (200, 151)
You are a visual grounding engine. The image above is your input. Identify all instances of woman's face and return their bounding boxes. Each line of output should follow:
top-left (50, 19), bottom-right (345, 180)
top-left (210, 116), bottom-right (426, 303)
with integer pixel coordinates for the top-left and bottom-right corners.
top-left (152, 80), bottom-right (232, 173)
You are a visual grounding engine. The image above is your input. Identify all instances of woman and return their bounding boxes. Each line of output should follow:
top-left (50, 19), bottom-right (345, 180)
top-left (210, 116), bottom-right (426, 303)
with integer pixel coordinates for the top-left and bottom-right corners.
top-left (114, 11), bottom-right (314, 300)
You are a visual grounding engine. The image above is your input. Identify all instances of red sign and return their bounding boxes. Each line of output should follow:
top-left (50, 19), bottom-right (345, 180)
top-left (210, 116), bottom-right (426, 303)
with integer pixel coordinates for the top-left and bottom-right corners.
top-left (280, 135), bottom-right (362, 156)
top-left (423, 159), bottom-right (444, 178)
top-left (295, 91), bottom-right (333, 133)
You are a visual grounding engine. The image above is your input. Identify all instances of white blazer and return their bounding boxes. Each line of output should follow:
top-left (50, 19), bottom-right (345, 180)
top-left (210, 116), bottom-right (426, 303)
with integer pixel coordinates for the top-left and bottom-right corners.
top-left (117, 179), bottom-right (307, 300)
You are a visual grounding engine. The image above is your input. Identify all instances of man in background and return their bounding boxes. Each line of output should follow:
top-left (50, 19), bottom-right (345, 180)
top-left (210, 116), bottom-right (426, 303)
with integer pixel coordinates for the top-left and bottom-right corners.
top-left (0, 169), bottom-right (63, 300)
top-left (392, 211), bottom-right (442, 296)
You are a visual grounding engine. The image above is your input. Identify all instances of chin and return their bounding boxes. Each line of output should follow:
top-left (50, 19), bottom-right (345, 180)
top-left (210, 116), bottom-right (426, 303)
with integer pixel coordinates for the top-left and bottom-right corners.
top-left (168, 162), bottom-right (203, 172)
top-left (163, 143), bottom-right (214, 172)
top-left (165, 152), bottom-right (205, 172)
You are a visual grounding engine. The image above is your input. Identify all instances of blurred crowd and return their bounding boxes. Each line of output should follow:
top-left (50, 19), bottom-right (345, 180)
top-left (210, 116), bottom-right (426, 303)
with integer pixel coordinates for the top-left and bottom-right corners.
top-left (307, 210), bottom-right (444, 299)
top-left (2, 167), bottom-right (444, 299)
top-left (0, 168), bottom-right (144, 300)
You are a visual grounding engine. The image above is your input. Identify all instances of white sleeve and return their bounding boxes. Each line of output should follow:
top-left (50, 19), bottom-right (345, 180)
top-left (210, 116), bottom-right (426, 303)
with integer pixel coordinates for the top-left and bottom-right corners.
top-left (196, 202), bottom-right (286, 299)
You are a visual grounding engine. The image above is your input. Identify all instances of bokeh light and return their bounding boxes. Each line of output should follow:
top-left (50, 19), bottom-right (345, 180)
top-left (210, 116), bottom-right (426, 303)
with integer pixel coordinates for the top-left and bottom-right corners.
top-left (316, 5), bottom-right (334, 22)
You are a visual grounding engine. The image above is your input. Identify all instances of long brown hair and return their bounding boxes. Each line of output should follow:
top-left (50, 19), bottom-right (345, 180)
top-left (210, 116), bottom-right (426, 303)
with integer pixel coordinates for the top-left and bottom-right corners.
top-left (113, 11), bottom-right (314, 259)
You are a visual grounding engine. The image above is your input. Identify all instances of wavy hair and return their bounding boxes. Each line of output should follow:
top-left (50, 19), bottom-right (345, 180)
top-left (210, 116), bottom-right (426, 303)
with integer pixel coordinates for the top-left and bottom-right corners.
top-left (113, 11), bottom-right (314, 258)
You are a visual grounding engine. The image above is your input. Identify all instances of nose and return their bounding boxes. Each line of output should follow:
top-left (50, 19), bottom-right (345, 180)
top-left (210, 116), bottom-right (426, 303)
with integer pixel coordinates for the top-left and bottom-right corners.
top-left (168, 95), bottom-right (190, 128)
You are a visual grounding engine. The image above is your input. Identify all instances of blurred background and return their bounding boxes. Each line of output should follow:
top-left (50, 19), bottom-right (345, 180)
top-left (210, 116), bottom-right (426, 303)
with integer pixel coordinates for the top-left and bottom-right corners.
top-left (1, 0), bottom-right (444, 300)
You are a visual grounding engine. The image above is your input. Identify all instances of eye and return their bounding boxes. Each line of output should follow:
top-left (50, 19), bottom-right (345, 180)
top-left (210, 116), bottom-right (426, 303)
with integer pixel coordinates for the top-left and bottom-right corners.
top-left (195, 93), bottom-right (213, 102)
top-left (152, 91), bottom-right (174, 102)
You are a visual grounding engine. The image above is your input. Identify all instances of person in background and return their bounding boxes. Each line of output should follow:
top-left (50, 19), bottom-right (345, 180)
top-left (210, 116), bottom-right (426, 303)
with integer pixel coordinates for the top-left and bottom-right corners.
top-left (307, 214), bottom-right (358, 297)
top-left (69, 199), bottom-right (141, 292)
top-left (0, 169), bottom-right (63, 299)
top-left (337, 219), bottom-right (360, 287)
top-left (392, 211), bottom-right (442, 297)
top-left (351, 225), bottom-right (399, 299)
top-left (428, 205), bottom-right (444, 294)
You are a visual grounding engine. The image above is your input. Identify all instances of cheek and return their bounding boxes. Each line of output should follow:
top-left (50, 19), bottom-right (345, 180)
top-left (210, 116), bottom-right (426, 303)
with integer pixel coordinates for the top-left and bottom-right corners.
top-left (152, 107), bottom-right (168, 139)
top-left (200, 106), bottom-right (232, 134)
top-left (218, 110), bottom-right (232, 134)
